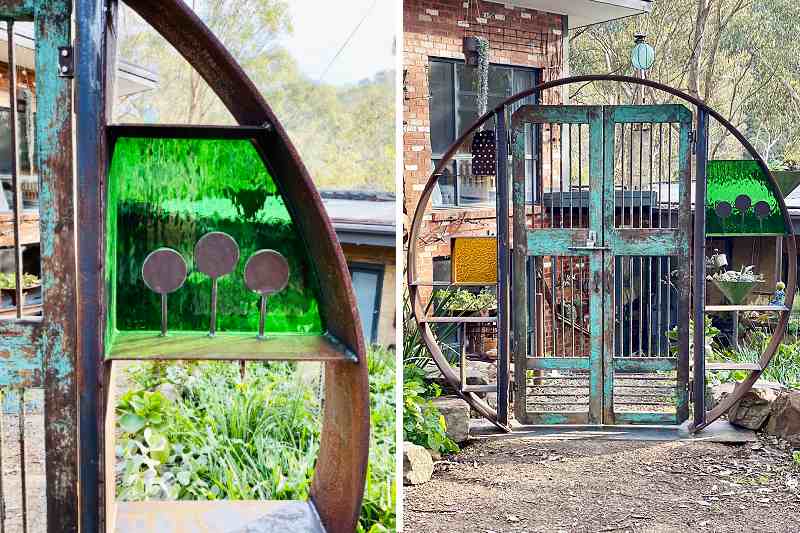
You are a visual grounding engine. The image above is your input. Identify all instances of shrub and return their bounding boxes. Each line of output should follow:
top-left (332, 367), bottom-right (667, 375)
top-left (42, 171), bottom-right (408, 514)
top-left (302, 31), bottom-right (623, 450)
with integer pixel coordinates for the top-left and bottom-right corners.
top-left (116, 348), bottom-right (396, 531)
top-left (402, 365), bottom-right (458, 454)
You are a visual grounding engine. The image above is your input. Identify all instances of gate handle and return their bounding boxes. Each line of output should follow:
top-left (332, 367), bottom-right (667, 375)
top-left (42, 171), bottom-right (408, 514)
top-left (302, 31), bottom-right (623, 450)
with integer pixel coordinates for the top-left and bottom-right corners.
top-left (567, 245), bottom-right (610, 251)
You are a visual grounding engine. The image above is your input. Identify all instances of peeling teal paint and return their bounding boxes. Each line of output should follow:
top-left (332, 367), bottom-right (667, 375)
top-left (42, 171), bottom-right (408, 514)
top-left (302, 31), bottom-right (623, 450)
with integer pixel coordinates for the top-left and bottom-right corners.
top-left (511, 103), bottom-right (692, 426)
top-left (615, 412), bottom-right (676, 425)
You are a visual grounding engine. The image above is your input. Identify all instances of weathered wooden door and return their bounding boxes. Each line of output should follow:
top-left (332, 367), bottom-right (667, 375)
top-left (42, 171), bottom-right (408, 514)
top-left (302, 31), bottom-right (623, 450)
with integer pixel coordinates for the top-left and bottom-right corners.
top-left (511, 104), bottom-right (691, 426)
top-left (0, 1), bottom-right (79, 531)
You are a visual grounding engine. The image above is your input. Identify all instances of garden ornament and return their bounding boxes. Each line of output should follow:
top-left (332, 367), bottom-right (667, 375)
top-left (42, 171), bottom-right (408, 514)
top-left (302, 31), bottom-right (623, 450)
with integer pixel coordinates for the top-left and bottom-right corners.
top-left (244, 249), bottom-right (290, 339)
top-left (194, 232), bottom-right (240, 337)
top-left (141, 248), bottom-right (188, 336)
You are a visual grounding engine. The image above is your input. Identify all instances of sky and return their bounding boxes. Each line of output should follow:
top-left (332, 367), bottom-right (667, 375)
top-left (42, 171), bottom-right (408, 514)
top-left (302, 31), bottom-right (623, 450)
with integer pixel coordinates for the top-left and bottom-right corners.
top-left (279, 0), bottom-right (396, 86)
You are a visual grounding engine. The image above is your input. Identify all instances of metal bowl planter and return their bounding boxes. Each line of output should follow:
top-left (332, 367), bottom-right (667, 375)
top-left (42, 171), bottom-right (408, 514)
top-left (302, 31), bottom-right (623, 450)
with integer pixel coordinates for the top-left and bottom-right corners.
top-left (713, 279), bottom-right (759, 305)
top-left (463, 36), bottom-right (480, 65)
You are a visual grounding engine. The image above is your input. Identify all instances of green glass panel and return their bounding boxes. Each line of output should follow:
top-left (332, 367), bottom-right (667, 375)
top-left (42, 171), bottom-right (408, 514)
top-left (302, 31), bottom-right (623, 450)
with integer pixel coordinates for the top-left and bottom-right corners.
top-left (706, 160), bottom-right (788, 236)
top-left (106, 137), bottom-right (323, 345)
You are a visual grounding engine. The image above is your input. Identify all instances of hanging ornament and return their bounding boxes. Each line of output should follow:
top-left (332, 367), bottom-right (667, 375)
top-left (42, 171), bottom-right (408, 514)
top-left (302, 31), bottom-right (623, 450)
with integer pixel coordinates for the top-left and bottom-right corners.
top-left (471, 129), bottom-right (496, 177)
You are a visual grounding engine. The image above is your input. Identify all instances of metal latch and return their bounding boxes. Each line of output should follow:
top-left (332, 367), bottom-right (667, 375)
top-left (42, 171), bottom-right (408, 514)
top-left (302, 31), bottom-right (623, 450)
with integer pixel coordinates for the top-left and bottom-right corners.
top-left (58, 46), bottom-right (74, 78)
top-left (567, 230), bottom-right (610, 251)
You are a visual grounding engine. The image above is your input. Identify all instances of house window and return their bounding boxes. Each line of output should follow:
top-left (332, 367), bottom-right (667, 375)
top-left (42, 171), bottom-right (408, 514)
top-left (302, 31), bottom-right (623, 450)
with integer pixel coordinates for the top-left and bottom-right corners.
top-left (349, 263), bottom-right (384, 345)
top-left (429, 58), bottom-right (540, 207)
top-left (0, 96), bottom-right (37, 212)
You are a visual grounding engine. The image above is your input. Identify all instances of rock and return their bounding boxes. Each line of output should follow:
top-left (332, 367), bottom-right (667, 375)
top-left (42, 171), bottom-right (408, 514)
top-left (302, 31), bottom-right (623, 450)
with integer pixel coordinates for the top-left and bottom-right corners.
top-left (155, 383), bottom-right (179, 403)
top-left (432, 396), bottom-right (470, 443)
top-left (711, 382), bottom-right (735, 407)
top-left (766, 390), bottom-right (800, 446)
top-left (728, 382), bottom-right (782, 430)
top-left (403, 442), bottom-right (433, 485)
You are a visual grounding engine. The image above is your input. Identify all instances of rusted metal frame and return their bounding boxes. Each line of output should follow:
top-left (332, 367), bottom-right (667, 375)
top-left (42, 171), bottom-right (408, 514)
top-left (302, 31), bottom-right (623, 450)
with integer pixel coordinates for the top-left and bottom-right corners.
top-left (32, 1), bottom-right (80, 530)
top-left (75, 1), bottom-right (116, 530)
top-left (700, 235), bottom-right (797, 429)
top-left (18, 391), bottom-right (26, 533)
top-left (495, 108), bottom-right (510, 426)
top-left (675, 117), bottom-right (692, 424)
top-left (107, 123), bottom-right (270, 140)
top-left (512, 114), bottom-right (528, 423)
top-left (7, 21), bottom-right (23, 320)
top-left (692, 109), bottom-right (709, 429)
top-left (120, 2), bottom-right (369, 528)
top-left (410, 74), bottom-right (796, 433)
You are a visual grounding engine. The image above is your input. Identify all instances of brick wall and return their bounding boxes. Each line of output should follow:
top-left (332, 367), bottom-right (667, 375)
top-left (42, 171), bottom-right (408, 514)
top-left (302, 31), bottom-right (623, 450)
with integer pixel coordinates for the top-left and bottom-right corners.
top-left (403, 0), bottom-right (565, 304)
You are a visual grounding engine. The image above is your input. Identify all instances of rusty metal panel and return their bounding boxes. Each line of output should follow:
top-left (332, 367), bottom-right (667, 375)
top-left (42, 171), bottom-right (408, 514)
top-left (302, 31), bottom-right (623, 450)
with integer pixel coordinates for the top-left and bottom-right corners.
top-left (450, 236), bottom-right (498, 284)
top-left (34, 1), bottom-right (80, 530)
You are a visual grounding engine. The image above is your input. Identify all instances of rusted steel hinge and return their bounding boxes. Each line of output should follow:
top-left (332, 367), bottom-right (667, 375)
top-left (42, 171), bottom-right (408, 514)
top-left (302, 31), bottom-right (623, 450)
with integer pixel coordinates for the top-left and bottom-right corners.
top-left (58, 46), bottom-right (74, 78)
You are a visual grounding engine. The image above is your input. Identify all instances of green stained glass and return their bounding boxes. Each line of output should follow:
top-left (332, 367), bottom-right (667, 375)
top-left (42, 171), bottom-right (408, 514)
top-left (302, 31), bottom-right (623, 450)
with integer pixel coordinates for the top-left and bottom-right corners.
top-left (106, 136), bottom-right (323, 347)
top-left (706, 160), bottom-right (788, 236)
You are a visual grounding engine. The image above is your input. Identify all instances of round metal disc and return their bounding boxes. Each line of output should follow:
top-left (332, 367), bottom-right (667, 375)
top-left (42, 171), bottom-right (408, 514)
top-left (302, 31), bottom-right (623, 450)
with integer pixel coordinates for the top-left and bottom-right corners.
top-left (244, 249), bottom-right (290, 295)
top-left (715, 201), bottom-right (732, 219)
top-left (735, 194), bottom-right (752, 211)
top-left (195, 232), bottom-right (240, 279)
top-left (142, 248), bottom-right (188, 295)
top-left (754, 201), bottom-right (771, 220)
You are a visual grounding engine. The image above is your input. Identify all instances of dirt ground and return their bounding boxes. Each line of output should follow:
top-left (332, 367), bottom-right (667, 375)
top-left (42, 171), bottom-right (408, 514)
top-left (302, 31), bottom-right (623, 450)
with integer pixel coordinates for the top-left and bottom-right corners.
top-left (404, 433), bottom-right (800, 532)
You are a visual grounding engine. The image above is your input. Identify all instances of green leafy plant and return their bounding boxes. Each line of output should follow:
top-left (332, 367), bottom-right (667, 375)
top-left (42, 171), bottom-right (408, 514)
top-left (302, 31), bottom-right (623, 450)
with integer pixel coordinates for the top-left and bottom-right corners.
top-left (116, 350), bottom-right (396, 531)
top-left (666, 315), bottom-right (719, 358)
top-left (0, 272), bottom-right (40, 289)
top-left (709, 265), bottom-right (764, 283)
top-left (403, 365), bottom-right (458, 454)
top-left (435, 287), bottom-right (496, 312)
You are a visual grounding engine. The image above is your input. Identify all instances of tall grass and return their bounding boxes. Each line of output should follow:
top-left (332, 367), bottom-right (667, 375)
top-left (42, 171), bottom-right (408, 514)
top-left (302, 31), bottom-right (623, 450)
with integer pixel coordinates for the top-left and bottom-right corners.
top-left (116, 349), bottom-right (396, 531)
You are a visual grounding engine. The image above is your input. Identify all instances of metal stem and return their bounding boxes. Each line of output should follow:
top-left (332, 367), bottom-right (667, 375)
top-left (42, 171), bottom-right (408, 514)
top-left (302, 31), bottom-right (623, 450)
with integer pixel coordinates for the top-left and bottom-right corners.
top-left (160, 294), bottom-right (167, 336)
top-left (258, 294), bottom-right (267, 340)
top-left (209, 277), bottom-right (218, 337)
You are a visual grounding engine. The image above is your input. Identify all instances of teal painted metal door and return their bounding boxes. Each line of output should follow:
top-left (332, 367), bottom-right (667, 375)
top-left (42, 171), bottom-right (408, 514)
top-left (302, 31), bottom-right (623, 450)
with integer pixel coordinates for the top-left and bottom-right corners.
top-left (511, 104), bottom-right (691, 426)
top-left (0, 2), bottom-right (79, 531)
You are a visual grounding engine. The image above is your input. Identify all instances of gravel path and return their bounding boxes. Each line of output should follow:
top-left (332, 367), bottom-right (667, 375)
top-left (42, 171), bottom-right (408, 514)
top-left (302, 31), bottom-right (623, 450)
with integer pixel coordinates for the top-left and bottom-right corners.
top-left (405, 434), bottom-right (800, 532)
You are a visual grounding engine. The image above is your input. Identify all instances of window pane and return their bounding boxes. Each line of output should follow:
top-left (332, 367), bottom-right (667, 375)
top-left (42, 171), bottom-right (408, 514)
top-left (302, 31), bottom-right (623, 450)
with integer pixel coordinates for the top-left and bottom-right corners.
top-left (429, 61), bottom-right (455, 156)
top-left (432, 160), bottom-right (456, 207)
top-left (457, 158), bottom-right (494, 206)
top-left (513, 69), bottom-right (537, 107)
top-left (488, 66), bottom-right (512, 97)
top-left (350, 267), bottom-right (381, 344)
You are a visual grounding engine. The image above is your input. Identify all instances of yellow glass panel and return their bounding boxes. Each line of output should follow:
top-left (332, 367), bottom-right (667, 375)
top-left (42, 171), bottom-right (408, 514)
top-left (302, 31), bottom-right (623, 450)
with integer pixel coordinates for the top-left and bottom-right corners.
top-left (451, 237), bottom-right (497, 284)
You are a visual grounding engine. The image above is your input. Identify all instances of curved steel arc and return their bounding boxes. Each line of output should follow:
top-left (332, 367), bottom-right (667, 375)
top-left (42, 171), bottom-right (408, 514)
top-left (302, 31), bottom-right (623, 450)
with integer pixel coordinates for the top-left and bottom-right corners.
top-left (408, 74), bottom-right (796, 433)
top-left (120, 2), bottom-right (369, 531)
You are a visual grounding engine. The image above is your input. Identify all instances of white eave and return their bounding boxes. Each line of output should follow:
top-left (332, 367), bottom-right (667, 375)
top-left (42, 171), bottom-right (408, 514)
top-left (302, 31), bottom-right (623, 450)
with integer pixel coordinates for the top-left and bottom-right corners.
top-left (0, 21), bottom-right (158, 97)
top-left (486, 0), bottom-right (652, 28)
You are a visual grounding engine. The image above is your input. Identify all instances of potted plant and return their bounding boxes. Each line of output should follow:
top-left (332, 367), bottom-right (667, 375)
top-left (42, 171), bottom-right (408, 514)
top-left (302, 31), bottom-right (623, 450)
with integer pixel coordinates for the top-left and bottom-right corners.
top-left (0, 272), bottom-right (41, 309)
top-left (463, 36), bottom-right (481, 66)
top-left (709, 265), bottom-right (764, 305)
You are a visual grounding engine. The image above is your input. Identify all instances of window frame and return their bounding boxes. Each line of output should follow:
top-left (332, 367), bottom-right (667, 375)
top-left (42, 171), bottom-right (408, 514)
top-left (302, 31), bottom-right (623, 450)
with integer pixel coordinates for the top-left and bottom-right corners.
top-left (428, 57), bottom-right (541, 208)
top-left (348, 262), bottom-right (385, 345)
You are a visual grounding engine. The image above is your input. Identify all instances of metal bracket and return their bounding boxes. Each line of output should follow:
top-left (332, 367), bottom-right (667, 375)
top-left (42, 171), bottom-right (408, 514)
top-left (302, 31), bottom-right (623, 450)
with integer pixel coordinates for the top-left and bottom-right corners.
top-left (58, 46), bottom-right (74, 78)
